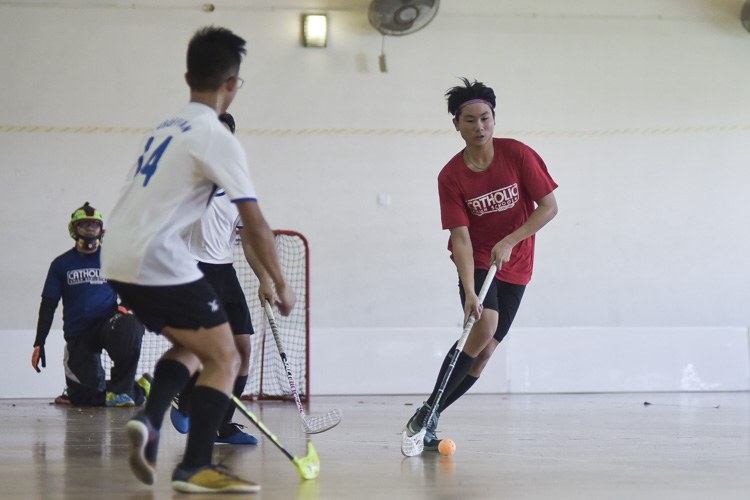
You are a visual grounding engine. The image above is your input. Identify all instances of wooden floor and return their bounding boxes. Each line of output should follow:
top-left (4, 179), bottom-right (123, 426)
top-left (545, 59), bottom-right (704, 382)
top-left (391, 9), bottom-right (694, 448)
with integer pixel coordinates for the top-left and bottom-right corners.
top-left (2, 392), bottom-right (750, 499)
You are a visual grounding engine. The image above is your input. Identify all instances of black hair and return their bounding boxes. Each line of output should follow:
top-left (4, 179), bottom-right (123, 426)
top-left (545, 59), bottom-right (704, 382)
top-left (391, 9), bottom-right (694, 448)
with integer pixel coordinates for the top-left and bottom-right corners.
top-left (186, 26), bottom-right (247, 92)
top-left (445, 77), bottom-right (496, 119)
top-left (219, 112), bottom-right (236, 134)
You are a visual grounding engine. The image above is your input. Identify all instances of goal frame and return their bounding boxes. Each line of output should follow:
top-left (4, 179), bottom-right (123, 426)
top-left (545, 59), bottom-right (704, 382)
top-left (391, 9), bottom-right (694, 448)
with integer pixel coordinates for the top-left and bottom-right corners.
top-left (243, 230), bottom-right (310, 402)
top-left (102, 229), bottom-right (311, 402)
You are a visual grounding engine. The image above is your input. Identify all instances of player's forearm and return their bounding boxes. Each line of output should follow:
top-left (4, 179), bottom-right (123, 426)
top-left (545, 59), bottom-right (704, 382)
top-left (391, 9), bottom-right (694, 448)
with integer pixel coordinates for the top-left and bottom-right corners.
top-left (240, 232), bottom-right (271, 284)
top-left (35, 296), bottom-right (58, 346)
top-left (247, 228), bottom-right (285, 287)
top-left (450, 229), bottom-right (476, 298)
top-left (503, 193), bottom-right (558, 247)
top-left (236, 201), bottom-right (287, 288)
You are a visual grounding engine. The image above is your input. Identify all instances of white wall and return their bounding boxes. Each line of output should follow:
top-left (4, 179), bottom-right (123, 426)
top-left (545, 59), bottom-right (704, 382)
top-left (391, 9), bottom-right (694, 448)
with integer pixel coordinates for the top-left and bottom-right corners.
top-left (310, 326), bottom-right (750, 394)
top-left (2, 0), bottom-right (750, 396)
top-left (4, 325), bottom-right (748, 397)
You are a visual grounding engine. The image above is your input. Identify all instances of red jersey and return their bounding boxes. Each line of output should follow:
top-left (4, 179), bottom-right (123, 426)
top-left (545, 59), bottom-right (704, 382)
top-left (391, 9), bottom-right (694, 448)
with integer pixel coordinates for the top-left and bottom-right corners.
top-left (438, 138), bottom-right (557, 285)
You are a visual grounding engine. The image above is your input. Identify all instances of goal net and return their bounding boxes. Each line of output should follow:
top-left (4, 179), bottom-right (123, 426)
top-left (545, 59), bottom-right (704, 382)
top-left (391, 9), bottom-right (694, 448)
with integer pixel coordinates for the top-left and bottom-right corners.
top-left (102, 230), bottom-right (310, 401)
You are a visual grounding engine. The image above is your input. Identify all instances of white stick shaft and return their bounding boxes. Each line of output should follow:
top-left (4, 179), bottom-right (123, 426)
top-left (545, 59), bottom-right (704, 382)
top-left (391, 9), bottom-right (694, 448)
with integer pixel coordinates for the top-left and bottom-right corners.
top-left (264, 300), bottom-right (343, 433)
top-left (424, 264), bottom-right (498, 424)
top-left (402, 264), bottom-right (498, 456)
top-left (455, 263), bottom-right (497, 352)
top-left (264, 301), bottom-right (306, 414)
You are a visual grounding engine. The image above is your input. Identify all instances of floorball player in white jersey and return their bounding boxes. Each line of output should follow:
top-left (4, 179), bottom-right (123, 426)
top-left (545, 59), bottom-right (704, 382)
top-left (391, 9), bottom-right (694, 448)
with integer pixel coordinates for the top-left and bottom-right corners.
top-left (101, 26), bottom-right (295, 494)
top-left (169, 112), bottom-right (275, 446)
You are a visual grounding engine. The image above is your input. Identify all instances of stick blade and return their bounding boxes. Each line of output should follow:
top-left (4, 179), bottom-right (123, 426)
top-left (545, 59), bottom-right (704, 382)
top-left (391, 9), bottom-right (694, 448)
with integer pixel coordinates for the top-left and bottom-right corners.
top-left (400, 428), bottom-right (425, 457)
top-left (302, 408), bottom-right (343, 434)
top-left (292, 442), bottom-right (321, 480)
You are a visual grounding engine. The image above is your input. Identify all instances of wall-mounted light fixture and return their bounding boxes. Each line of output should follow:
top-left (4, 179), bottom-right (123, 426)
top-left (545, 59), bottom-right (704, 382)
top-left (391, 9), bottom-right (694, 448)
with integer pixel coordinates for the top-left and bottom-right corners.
top-left (302, 13), bottom-right (328, 47)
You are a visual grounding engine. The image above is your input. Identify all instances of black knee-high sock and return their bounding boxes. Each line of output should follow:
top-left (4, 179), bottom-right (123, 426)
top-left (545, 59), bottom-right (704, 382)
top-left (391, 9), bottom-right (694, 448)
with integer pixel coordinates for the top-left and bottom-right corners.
top-left (439, 374), bottom-right (478, 412)
top-left (222, 374), bottom-right (248, 424)
top-left (181, 386), bottom-right (229, 470)
top-left (144, 359), bottom-right (191, 429)
top-left (178, 372), bottom-right (200, 415)
top-left (426, 344), bottom-right (476, 409)
top-left (425, 341), bottom-right (457, 406)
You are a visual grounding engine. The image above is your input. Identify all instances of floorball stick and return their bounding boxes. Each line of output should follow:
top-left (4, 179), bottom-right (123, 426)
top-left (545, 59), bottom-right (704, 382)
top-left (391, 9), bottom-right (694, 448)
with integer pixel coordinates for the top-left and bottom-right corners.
top-left (232, 396), bottom-right (320, 479)
top-left (264, 301), bottom-right (343, 433)
top-left (401, 263), bottom-right (498, 457)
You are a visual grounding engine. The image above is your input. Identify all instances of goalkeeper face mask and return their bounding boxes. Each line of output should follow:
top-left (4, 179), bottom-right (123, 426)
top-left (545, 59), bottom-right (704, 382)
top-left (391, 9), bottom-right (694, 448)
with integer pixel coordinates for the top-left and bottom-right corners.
top-left (69, 202), bottom-right (104, 252)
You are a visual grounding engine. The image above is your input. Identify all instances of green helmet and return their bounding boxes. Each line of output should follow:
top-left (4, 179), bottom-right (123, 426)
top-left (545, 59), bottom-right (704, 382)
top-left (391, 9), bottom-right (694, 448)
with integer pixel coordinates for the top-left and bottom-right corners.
top-left (68, 202), bottom-right (104, 240)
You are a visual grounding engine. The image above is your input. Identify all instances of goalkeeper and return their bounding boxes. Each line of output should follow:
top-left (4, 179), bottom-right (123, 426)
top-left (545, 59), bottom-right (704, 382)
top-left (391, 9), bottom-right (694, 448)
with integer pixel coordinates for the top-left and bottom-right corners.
top-left (32, 202), bottom-right (150, 407)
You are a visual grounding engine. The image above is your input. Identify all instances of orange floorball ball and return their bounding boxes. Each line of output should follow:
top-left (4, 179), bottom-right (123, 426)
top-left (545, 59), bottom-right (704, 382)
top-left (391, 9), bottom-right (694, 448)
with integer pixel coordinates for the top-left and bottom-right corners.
top-left (438, 439), bottom-right (456, 456)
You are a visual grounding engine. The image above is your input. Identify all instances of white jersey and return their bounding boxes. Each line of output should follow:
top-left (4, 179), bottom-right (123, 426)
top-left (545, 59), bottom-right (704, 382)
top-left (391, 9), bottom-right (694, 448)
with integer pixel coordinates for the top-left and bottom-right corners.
top-left (185, 189), bottom-right (241, 265)
top-left (102, 102), bottom-right (257, 286)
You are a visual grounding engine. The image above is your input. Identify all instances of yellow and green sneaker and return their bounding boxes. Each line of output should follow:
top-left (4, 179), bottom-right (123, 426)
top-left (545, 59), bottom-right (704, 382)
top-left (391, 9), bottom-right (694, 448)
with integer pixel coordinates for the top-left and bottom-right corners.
top-left (106, 392), bottom-right (135, 407)
top-left (136, 373), bottom-right (153, 400)
top-left (171, 463), bottom-right (260, 494)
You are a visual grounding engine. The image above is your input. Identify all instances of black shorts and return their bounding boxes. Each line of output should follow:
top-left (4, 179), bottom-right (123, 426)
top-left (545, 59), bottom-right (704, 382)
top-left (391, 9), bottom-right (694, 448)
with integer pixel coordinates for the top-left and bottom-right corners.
top-left (108, 278), bottom-right (228, 333)
top-left (198, 262), bottom-right (255, 336)
top-left (458, 268), bottom-right (526, 343)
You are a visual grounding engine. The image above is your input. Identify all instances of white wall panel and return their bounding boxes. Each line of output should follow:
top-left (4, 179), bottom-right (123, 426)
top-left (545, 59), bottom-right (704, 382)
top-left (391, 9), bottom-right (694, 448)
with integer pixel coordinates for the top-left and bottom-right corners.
top-left (506, 327), bottom-right (750, 393)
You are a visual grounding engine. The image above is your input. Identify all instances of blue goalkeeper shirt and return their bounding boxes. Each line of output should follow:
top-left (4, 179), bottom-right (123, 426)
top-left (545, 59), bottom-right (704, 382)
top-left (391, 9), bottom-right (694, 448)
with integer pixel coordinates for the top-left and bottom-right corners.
top-left (41, 247), bottom-right (117, 341)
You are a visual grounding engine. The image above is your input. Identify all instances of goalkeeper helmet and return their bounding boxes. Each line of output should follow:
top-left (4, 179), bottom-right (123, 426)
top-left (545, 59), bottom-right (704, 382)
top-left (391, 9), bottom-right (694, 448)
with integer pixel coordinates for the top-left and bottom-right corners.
top-left (68, 202), bottom-right (104, 251)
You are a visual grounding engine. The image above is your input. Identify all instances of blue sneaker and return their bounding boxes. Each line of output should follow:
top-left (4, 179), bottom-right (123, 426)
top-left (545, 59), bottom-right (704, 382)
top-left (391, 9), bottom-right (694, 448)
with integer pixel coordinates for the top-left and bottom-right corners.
top-left (216, 422), bottom-right (258, 445)
top-left (106, 392), bottom-right (135, 407)
top-left (170, 398), bottom-right (189, 434)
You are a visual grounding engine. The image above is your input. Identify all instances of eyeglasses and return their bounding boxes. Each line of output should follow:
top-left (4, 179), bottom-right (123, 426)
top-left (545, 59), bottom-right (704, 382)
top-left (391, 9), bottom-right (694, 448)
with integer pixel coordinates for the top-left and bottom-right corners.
top-left (226, 75), bottom-right (244, 89)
